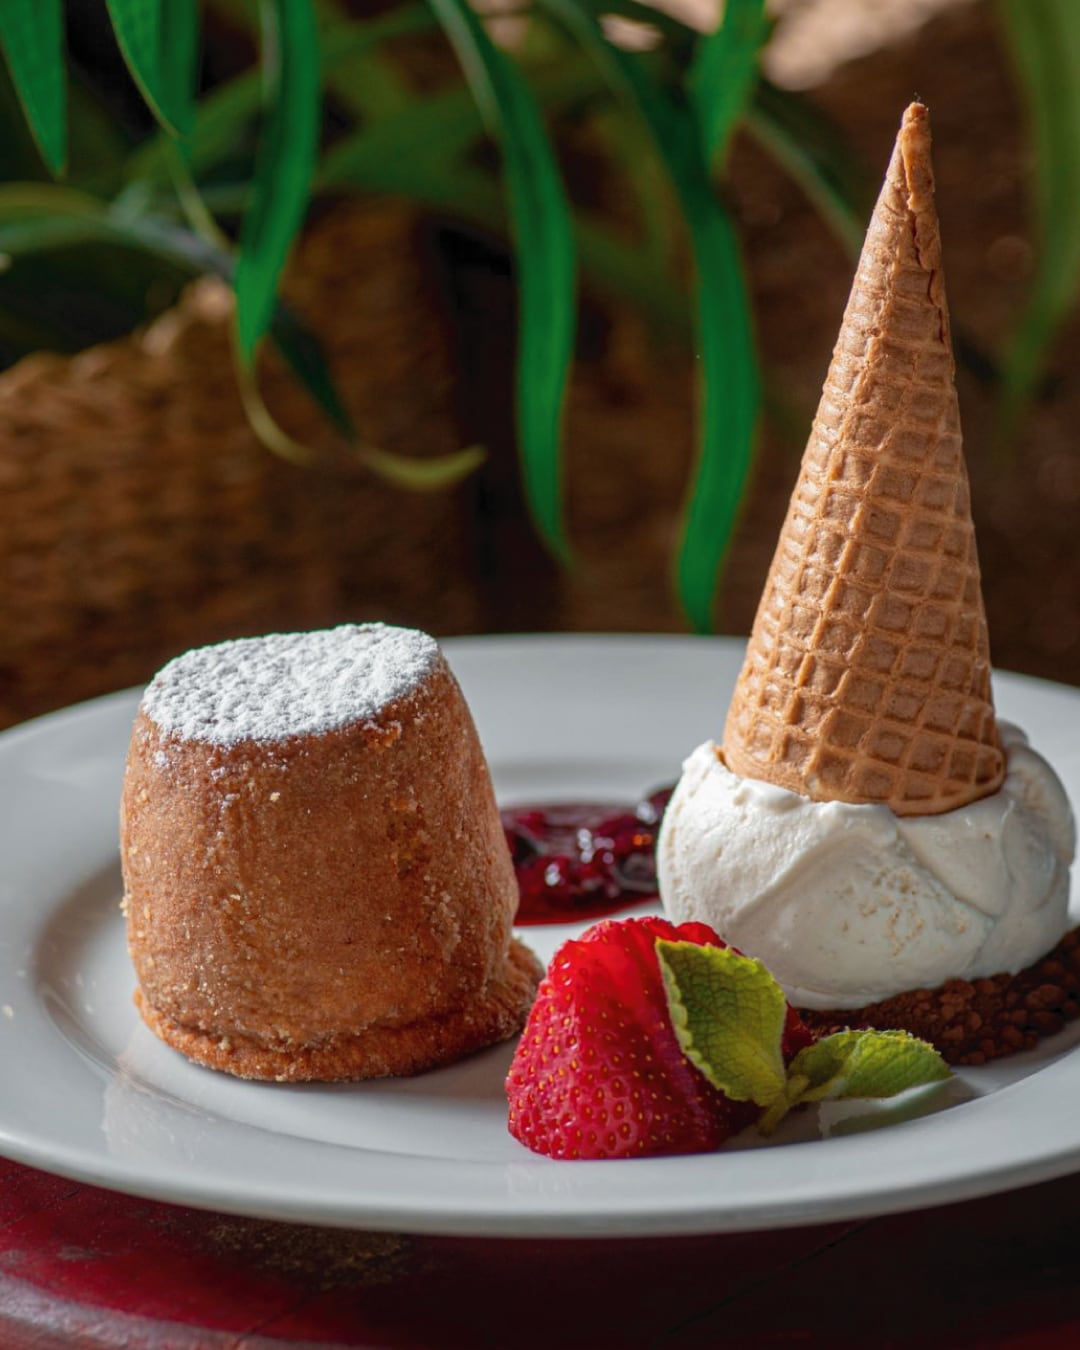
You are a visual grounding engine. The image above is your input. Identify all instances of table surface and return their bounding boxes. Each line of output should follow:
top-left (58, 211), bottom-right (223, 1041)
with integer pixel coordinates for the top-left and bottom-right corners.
top-left (1, 1156), bottom-right (1077, 1349)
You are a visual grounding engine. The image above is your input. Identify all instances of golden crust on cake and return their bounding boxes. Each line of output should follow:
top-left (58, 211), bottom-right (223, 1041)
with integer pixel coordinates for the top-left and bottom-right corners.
top-left (120, 626), bottom-right (541, 1082)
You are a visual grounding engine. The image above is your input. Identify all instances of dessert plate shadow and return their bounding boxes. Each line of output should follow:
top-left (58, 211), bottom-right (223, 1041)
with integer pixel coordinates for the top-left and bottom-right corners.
top-left (1, 634), bottom-right (1080, 1237)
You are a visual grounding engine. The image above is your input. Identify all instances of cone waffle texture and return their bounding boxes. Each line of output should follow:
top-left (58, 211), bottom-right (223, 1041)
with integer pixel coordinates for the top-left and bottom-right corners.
top-left (723, 103), bottom-right (1005, 816)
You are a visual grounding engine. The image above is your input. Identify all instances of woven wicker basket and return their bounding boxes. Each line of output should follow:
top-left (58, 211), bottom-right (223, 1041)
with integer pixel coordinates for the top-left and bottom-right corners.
top-left (0, 195), bottom-right (716, 733)
top-left (0, 204), bottom-right (488, 730)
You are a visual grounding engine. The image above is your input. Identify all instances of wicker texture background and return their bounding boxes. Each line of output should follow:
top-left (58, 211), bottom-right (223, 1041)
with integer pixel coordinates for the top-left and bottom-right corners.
top-left (0, 206), bottom-right (488, 731)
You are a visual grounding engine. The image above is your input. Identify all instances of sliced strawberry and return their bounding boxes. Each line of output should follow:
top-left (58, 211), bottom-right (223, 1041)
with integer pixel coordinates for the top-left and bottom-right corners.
top-left (579, 918), bottom-right (814, 1064)
top-left (507, 915), bottom-right (810, 1160)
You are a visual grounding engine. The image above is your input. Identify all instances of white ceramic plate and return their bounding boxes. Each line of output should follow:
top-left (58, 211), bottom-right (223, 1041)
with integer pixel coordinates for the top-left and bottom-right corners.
top-left (3, 634), bottom-right (1080, 1237)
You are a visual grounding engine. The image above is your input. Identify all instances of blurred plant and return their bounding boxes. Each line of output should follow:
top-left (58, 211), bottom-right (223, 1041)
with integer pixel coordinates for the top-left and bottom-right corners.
top-left (0, 0), bottom-right (876, 630)
top-left (14, 0), bottom-right (1038, 633)
top-left (994, 0), bottom-right (1080, 448)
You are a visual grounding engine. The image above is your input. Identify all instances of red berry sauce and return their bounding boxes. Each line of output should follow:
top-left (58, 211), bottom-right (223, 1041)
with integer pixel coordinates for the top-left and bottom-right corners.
top-left (502, 787), bottom-right (673, 925)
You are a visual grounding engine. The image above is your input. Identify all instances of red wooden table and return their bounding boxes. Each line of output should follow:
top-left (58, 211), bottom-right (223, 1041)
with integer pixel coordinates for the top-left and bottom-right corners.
top-left (2, 1155), bottom-right (1078, 1348)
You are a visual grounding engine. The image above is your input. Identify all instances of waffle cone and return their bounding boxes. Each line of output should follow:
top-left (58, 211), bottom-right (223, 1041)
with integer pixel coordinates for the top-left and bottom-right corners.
top-left (723, 103), bottom-right (1004, 816)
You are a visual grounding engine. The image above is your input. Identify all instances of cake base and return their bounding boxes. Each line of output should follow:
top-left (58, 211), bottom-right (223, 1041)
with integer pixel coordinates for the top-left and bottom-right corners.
top-left (799, 925), bottom-right (1080, 1065)
top-left (135, 937), bottom-right (543, 1082)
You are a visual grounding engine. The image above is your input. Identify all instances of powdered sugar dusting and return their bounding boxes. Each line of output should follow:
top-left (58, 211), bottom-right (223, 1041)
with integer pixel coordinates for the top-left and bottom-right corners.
top-left (142, 624), bottom-right (440, 745)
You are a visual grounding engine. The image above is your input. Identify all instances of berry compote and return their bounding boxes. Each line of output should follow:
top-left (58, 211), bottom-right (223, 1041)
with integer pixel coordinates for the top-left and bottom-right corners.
top-left (502, 786), bottom-right (674, 925)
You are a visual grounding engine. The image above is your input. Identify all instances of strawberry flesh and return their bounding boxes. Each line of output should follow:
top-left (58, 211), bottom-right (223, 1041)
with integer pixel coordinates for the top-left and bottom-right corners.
top-left (506, 915), bottom-right (811, 1160)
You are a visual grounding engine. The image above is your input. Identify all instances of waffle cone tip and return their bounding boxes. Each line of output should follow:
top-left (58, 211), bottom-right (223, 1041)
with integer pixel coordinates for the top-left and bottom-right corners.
top-left (903, 108), bottom-right (931, 202)
top-left (896, 103), bottom-right (945, 293)
top-left (722, 102), bottom-right (1004, 817)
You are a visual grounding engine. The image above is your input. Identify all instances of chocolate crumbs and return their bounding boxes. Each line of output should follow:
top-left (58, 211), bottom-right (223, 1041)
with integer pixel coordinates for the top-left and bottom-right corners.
top-left (800, 925), bottom-right (1080, 1065)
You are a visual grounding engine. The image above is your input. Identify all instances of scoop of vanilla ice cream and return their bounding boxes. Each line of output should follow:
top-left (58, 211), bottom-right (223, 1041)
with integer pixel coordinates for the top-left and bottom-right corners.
top-left (657, 722), bottom-right (1075, 1009)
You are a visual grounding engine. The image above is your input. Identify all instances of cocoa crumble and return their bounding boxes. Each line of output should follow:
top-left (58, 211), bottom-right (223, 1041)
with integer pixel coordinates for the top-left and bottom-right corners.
top-left (800, 926), bottom-right (1080, 1065)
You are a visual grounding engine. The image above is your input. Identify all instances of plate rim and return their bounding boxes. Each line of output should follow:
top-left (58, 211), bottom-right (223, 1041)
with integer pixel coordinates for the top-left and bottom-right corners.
top-left (1, 631), bottom-right (1080, 1237)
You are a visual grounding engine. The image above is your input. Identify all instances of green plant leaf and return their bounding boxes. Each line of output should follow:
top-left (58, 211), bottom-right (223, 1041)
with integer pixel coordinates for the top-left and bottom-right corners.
top-left (744, 79), bottom-right (868, 261)
top-left (657, 939), bottom-right (951, 1137)
top-left (233, 0), bottom-right (321, 365)
top-left (126, 7), bottom-right (436, 190)
top-left (656, 940), bottom-right (788, 1106)
top-left (158, 0), bottom-right (201, 140)
top-left (67, 80), bottom-right (138, 197)
top-left (233, 348), bottom-right (485, 486)
top-left (320, 83), bottom-right (501, 187)
top-left (786, 1030), bottom-right (951, 1107)
top-left (309, 0), bottom-right (412, 120)
top-left (690, 0), bottom-right (768, 164)
top-left (320, 59), bottom-right (602, 192)
top-left (0, 238), bottom-right (191, 362)
top-left (537, 0), bottom-right (759, 631)
top-left (427, 0), bottom-right (577, 563)
top-left (593, 103), bottom-right (680, 275)
top-left (0, 183), bottom-right (478, 487)
top-left (197, 0), bottom-right (415, 119)
top-left (995, 0), bottom-right (1080, 445)
top-left (0, 0), bottom-right (66, 175)
top-left (269, 307), bottom-right (356, 440)
top-left (0, 182), bottom-right (102, 224)
top-left (0, 193), bottom-right (234, 285)
top-left (675, 181), bottom-right (759, 633)
top-left (105, 0), bottom-right (197, 137)
top-left (313, 154), bottom-right (690, 340)
top-left (357, 443), bottom-right (487, 490)
top-left (0, 184), bottom-right (347, 453)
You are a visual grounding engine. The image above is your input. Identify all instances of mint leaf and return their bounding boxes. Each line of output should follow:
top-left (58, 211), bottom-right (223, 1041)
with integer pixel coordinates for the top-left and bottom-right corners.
top-left (657, 940), bottom-right (788, 1108)
top-left (787, 1030), bottom-right (951, 1106)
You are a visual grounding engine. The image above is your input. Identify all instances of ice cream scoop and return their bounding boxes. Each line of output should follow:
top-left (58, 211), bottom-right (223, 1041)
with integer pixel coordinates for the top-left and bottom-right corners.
top-left (657, 723), bottom-right (1075, 1009)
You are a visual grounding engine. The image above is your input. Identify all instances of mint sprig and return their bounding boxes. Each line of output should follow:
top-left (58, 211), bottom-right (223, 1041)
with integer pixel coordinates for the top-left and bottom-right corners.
top-left (658, 940), bottom-right (788, 1106)
top-left (782, 1027), bottom-right (952, 1106)
top-left (655, 939), bottom-right (952, 1136)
